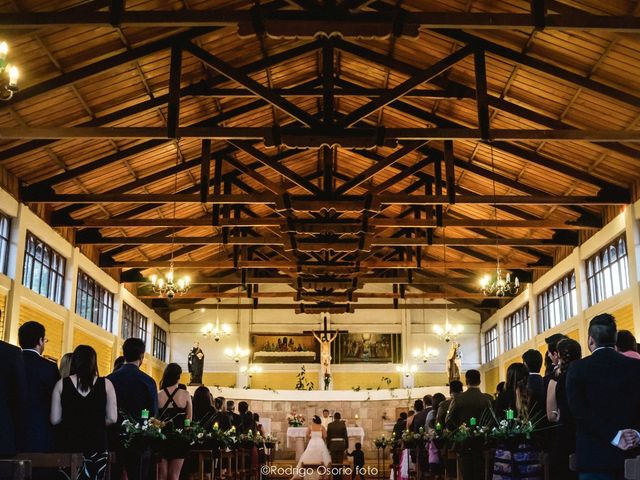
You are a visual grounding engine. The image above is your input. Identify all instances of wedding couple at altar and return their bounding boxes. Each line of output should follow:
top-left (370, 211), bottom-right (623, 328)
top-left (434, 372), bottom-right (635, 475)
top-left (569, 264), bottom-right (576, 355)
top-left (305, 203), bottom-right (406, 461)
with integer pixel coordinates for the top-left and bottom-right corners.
top-left (294, 412), bottom-right (349, 473)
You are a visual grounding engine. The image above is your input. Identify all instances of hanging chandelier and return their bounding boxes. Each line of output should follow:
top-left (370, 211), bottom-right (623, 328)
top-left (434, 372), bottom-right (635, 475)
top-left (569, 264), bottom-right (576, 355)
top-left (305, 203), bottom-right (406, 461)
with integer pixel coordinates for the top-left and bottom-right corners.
top-left (479, 144), bottom-right (520, 297)
top-left (433, 227), bottom-right (463, 342)
top-left (0, 41), bottom-right (19, 101)
top-left (201, 298), bottom-right (232, 341)
top-left (240, 364), bottom-right (263, 376)
top-left (225, 345), bottom-right (250, 363)
top-left (396, 363), bottom-right (418, 377)
top-left (148, 151), bottom-right (190, 299)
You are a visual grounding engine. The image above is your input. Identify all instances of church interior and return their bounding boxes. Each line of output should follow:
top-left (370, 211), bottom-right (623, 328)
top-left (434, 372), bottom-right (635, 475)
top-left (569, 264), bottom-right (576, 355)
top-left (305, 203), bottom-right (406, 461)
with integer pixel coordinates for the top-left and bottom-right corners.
top-left (0, 0), bottom-right (639, 468)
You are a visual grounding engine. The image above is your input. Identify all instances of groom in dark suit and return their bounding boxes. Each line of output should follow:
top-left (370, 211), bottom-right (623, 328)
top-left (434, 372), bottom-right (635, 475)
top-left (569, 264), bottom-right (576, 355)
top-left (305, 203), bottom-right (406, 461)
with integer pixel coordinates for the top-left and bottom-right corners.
top-left (326, 412), bottom-right (349, 465)
top-left (567, 313), bottom-right (640, 479)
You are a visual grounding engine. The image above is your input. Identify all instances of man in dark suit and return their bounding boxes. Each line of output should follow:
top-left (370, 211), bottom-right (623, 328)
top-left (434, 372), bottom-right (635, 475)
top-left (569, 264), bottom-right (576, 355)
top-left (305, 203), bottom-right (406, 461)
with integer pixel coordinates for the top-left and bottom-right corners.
top-left (522, 349), bottom-right (545, 416)
top-left (326, 411), bottom-right (349, 466)
top-left (0, 337), bottom-right (27, 457)
top-left (18, 321), bottom-right (60, 453)
top-left (108, 337), bottom-right (158, 480)
top-left (226, 400), bottom-right (241, 429)
top-left (567, 313), bottom-right (640, 479)
top-left (445, 370), bottom-right (493, 480)
top-left (410, 399), bottom-right (430, 479)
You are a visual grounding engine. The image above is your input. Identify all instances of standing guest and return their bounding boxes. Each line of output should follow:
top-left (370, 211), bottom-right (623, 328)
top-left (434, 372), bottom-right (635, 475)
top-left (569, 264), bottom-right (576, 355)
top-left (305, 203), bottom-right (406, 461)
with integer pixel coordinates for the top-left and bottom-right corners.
top-left (320, 408), bottom-right (332, 430)
top-left (18, 321), bottom-right (60, 453)
top-left (522, 349), bottom-right (545, 415)
top-left (445, 370), bottom-right (493, 480)
top-left (427, 393), bottom-right (446, 479)
top-left (157, 363), bottom-right (192, 480)
top-left (495, 381), bottom-right (505, 400)
top-left (226, 400), bottom-right (241, 429)
top-left (543, 333), bottom-right (567, 389)
top-left (393, 412), bottom-right (408, 438)
top-left (51, 345), bottom-right (117, 480)
top-left (437, 380), bottom-right (463, 427)
top-left (254, 413), bottom-right (265, 437)
top-left (212, 396), bottom-right (231, 430)
top-left (0, 338), bottom-right (27, 457)
top-left (238, 401), bottom-right (256, 434)
top-left (107, 338), bottom-right (158, 480)
top-left (567, 313), bottom-right (640, 479)
top-left (547, 338), bottom-right (582, 480)
top-left (326, 412), bottom-right (349, 468)
top-left (616, 330), bottom-right (640, 360)
top-left (494, 363), bottom-right (530, 416)
top-left (112, 355), bottom-right (125, 372)
top-left (59, 352), bottom-right (73, 378)
top-left (410, 399), bottom-right (427, 432)
top-left (409, 399), bottom-right (428, 478)
top-left (192, 385), bottom-right (215, 428)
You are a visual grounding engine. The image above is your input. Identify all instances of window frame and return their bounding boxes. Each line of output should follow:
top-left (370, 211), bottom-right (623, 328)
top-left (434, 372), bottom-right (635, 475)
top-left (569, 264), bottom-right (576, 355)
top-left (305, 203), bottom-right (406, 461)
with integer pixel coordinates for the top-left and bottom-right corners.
top-left (75, 270), bottom-right (115, 332)
top-left (121, 303), bottom-right (148, 341)
top-left (536, 271), bottom-right (577, 334)
top-left (22, 231), bottom-right (66, 305)
top-left (0, 212), bottom-right (10, 275)
top-left (153, 325), bottom-right (167, 361)
top-left (585, 235), bottom-right (630, 306)
top-left (484, 326), bottom-right (499, 363)
top-left (503, 304), bottom-right (530, 351)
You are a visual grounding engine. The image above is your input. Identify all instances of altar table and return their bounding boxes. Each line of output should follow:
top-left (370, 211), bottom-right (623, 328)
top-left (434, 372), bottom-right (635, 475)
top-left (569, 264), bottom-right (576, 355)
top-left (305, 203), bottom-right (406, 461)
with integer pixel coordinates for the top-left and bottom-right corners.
top-left (286, 426), bottom-right (366, 461)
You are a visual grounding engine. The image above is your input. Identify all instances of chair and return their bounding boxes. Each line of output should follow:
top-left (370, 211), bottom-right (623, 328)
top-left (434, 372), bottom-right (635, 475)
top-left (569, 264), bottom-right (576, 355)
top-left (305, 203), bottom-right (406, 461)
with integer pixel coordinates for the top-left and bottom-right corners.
top-left (0, 460), bottom-right (31, 480)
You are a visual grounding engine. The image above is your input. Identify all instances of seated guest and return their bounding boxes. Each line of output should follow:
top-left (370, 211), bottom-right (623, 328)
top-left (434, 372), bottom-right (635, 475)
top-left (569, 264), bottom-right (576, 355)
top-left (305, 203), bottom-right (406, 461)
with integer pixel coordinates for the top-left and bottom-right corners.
top-left (107, 338), bottom-right (157, 480)
top-left (546, 338), bottom-right (581, 480)
top-left (192, 385), bottom-right (215, 428)
top-left (616, 330), bottom-right (640, 359)
top-left (237, 400), bottom-right (256, 434)
top-left (59, 352), bottom-right (73, 378)
top-left (18, 321), bottom-right (60, 453)
top-left (51, 345), bottom-right (117, 480)
top-left (157, 363), bottom-right (192, 480)
top-left (567, 313), bottom-right (640, 478)
top-left (0, 338), bottom-right (27, 457)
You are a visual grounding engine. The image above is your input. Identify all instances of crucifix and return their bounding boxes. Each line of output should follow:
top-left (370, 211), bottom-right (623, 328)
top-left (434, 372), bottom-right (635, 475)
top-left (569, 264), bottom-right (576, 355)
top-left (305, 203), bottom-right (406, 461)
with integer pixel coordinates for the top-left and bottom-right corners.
top-left (306, 313), bottom-right (345, 390)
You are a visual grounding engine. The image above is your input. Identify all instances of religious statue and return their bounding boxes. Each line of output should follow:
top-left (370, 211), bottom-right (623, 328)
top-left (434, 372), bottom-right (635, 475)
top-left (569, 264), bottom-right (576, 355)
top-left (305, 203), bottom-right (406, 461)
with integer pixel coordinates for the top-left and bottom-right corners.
top-left (447, 341), bottom-right (462, 384)
top-left (188, 341), bottom-right (205, 385)
top-left (311, 314), bottom-right (342, 390)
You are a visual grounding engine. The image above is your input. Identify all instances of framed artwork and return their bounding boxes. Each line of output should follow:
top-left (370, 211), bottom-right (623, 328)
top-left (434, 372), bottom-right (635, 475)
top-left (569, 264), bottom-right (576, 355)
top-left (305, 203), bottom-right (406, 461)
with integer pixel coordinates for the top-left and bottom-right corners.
top-left (332, 333), bottom-right (402, 363)
top-left (250, 333), bottom-right (319, 363)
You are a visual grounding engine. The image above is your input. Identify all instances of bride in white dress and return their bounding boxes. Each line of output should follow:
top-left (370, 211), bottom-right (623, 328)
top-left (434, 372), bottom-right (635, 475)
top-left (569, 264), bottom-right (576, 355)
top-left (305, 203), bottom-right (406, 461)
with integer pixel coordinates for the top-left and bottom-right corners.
top-left (297, 415), bottom-right (332, 467)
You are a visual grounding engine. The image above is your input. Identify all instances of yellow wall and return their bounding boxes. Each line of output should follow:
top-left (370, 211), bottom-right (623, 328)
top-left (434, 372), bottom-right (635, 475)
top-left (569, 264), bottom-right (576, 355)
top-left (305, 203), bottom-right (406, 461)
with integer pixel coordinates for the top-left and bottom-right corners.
top-left (413, 372), bottom-right (448, 387)
top-left (484, 367), bottom-right (499, 395)
top-left (612, 304), bottom-right (634, 335)
top-left (72, 328), bottom-right (113, 377)
top-left (566, 329), bottom-right (580, 341)
top-left (333, 372), bottom-right (401, 390)
top-left (251, 372), bottom-right (299, 390)
top-left (0, 292), bottom-right (6, 340)
top-left (19, 304), bottom-right (64, 361)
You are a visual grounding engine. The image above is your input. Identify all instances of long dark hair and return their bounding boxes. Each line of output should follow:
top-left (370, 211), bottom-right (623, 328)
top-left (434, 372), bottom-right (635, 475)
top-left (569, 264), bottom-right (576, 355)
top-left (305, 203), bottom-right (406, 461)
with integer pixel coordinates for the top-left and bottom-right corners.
top-left (71, 345), bottom-right (99, 392)
top-left (160, 363), bottom-right (182, 389)
top-left (505, 362), bottom-right (530, 414)
top-left (557, 339), bottom-right (582, 375)
top-left (193, 386), bottom-right (213, 421)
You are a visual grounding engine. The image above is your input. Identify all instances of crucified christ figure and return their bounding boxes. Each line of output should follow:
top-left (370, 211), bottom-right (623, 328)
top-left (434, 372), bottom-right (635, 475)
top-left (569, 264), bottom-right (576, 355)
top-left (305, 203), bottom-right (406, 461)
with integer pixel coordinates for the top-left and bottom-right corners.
top-left (311, 314), bottom-right (341, 390)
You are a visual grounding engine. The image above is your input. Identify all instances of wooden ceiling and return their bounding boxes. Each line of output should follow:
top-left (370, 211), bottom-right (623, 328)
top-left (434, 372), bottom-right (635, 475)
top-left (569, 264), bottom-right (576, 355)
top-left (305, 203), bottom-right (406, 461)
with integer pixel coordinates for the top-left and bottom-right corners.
top-left (1, 0), bottom-right (639, 316)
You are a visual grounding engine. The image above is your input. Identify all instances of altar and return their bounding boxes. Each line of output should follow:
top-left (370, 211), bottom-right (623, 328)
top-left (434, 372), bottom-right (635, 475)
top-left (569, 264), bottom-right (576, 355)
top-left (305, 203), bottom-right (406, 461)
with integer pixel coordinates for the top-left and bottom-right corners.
top-left (286, 426), bottom-right (366, 462)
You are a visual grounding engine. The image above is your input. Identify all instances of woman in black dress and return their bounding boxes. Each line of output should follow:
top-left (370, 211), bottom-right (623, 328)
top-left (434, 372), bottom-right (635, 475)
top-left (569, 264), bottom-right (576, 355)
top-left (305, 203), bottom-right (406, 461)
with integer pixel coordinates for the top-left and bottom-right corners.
top-left (157, 363), bottom-right (193, 480)
top-left (50, 345), bottom-right (118, 480)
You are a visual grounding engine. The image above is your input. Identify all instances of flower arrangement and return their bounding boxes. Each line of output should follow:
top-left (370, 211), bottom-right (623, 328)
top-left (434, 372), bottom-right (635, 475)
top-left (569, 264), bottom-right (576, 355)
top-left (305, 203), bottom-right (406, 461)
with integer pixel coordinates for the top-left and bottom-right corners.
top-left (203, 422), bottom-right (234, 450)
top-left (287, 413), bottom-right (305, 427)
top-left (120, 415), bottom-right (167, 449)
top-left (486, 407), bottom-right (545, 447)
top-left (401, 427), bottom-right (427, 449)
top-left (373, 434), bottom-right (392, 449)
top-left (264, 434), bottom-right (278, 449)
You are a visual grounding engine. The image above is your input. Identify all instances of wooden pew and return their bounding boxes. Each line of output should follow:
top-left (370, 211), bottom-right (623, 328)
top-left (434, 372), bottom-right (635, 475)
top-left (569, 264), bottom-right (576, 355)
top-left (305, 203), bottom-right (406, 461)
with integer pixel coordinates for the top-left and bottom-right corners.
top-left (0, 460), bottom-right (31, 480)
top-left (14, 453), bottom-right (83, 479)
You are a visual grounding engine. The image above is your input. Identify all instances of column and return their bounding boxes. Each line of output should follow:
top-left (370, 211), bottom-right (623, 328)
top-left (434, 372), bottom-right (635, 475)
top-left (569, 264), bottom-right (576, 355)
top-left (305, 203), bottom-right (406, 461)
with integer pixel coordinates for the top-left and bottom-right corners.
top-left (573, 246), bottom-right (589, 349)
top-left (624, 206), bottom-right (640, 335)
top-left (236, 293), bottom-right (250, 388)
top-left (4, 203), bottom-right (28, 344)
top-left (62, 246), bottom-right (80, 354)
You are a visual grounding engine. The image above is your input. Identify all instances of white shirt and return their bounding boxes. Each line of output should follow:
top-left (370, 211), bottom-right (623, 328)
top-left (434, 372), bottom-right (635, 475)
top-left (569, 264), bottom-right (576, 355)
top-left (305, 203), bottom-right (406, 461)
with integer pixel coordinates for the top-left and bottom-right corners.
top-left (321, 416), bottom-right (331, 430)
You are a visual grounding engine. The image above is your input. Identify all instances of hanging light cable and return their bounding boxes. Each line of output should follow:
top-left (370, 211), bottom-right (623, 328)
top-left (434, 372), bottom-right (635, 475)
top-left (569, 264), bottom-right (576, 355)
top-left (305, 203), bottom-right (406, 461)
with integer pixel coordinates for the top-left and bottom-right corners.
top-left (434, 227), bottom-right (463, 342)
top-left (479, 144), bottom-right (519, 297)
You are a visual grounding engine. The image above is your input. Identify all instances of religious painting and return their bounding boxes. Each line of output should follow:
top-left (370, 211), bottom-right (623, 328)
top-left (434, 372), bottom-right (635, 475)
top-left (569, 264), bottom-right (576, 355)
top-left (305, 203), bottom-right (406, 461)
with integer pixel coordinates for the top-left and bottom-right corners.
top-left (332, 333), bottom-right (402, 363)
top-left (251, 333), bottom-right (319, 363)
